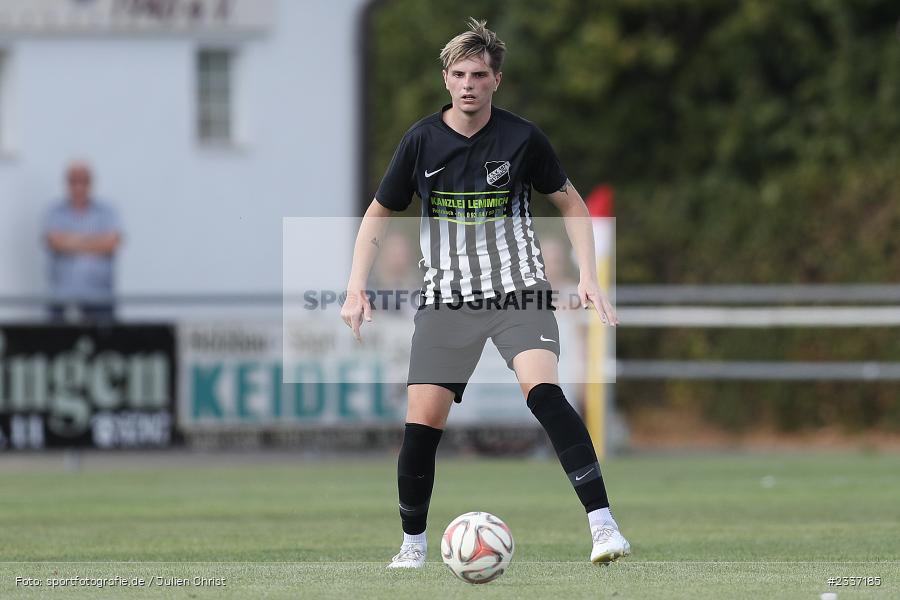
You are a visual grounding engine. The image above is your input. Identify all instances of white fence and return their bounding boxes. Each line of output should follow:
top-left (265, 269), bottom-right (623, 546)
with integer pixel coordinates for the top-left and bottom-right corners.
top-left (615, 284), bottom-right (900, 382)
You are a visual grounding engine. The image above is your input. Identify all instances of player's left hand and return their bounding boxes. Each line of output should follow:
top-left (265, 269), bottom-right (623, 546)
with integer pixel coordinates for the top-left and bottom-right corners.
top-left (340, 289), bottom-right (373, 342)
top-left (578, 280), bottom-right (618, 326)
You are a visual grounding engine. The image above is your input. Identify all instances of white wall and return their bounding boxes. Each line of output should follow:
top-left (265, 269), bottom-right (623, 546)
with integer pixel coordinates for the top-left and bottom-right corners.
top-left (0, 0), bottom-right (363, 314)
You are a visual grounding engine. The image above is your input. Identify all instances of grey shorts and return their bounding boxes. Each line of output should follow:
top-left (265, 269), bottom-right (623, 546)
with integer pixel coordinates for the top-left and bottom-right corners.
top-left (406, 282), bottom-right (560, 403)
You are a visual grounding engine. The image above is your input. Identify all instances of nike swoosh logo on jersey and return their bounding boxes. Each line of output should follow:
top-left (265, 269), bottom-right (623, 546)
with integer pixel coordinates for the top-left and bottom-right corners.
top-left (575, 467), bottom-right (595, 481)
top-left (425, 167), bottom-right (446, 178)
top-left (540, 335), bottom-right (557, 343)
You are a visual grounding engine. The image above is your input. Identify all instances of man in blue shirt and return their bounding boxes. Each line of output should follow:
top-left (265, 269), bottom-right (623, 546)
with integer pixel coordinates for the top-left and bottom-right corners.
top-left (43, 161), bottom-right (122, 322)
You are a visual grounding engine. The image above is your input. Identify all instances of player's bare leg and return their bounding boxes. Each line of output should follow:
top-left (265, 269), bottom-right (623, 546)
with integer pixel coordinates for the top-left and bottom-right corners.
top-left (513, 349), bottom-right (630, 564)
top-left (387, 384), bottom-right (454, 569)
top-left (406, 384), bottom-right (455, 428)
top-left (512, 348), bottom-right (559, 397)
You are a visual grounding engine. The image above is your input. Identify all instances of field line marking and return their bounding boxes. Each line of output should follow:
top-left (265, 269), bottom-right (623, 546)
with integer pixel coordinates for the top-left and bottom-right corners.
top-left (2, 561), bottom-right (899, 565)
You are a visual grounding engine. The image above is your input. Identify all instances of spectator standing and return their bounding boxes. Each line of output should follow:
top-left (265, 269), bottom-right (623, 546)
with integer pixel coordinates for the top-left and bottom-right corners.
top-left (44, 161), bottom-right (122, 323)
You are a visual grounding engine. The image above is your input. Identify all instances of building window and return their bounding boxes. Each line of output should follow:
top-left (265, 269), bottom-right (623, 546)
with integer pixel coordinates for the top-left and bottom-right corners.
top-left (196, 49), bottom-right (233, 145)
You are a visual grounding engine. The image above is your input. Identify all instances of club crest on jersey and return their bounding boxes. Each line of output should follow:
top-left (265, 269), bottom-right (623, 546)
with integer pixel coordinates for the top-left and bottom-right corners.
top-left (484, 161), bottom-right (511, 188)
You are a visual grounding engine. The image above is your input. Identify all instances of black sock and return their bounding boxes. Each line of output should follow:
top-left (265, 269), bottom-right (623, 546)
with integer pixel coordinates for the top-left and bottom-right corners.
top-left (397, 422), bottom-right (443, 535)
top-left (527, 383), bottom-right (610, 512)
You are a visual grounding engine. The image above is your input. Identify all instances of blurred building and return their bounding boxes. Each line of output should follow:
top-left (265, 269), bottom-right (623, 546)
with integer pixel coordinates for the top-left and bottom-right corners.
top-left (0, 0), bottom-right (365, 320)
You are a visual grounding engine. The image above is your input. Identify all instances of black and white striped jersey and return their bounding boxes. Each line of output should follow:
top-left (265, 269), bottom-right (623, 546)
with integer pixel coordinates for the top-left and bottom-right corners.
top-left (376, 105), bottom-right (567, 305)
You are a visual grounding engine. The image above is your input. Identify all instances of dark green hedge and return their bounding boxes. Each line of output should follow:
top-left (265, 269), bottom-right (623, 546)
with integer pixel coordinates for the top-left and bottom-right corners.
top-left (367, 0), bottom-right (900, 431)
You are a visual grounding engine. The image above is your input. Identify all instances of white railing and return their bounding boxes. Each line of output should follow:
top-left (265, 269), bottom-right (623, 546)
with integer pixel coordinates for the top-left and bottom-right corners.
top-left (614, 285), bottom-right (900, 382)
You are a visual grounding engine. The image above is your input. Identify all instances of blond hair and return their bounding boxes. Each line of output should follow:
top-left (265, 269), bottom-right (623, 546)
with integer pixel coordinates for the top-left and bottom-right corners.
top-left (440, 17), bottom-right (506, 73)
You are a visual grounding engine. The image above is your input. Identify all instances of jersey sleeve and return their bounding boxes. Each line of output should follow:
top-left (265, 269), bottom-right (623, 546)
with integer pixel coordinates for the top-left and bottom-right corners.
top-left (528, 126), bottom-right (568, 195)
top-left (375, 131), bottom-right (418, 211)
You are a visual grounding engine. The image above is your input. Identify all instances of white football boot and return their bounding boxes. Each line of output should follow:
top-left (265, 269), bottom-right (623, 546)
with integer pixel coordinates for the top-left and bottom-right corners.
top-left (590, 524), bottom-right (631, 564)
top-left (387, 542), bottom-right (427, 569)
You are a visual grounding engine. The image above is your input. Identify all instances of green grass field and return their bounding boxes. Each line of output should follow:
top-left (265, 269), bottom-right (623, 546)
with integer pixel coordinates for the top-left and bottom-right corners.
top-left (1, 453), bottom-right (898, 599)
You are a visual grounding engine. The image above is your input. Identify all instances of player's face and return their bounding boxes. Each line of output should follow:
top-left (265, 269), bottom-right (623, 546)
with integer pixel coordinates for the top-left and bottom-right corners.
top-left (443, 54), bottom-right (502, 115)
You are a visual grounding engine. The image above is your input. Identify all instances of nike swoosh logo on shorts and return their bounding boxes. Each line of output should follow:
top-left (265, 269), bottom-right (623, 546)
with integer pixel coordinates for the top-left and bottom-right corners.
top-left (540, 335), bottom-right (557, 343)
top-left (425, 167), bottom-right (445, 178)
top-left (575, 468), bottom-right (595, 481)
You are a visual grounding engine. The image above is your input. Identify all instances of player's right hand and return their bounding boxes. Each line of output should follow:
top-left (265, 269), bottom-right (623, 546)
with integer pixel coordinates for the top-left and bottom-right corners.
top-left (340, 289), bottom-right (372, 342)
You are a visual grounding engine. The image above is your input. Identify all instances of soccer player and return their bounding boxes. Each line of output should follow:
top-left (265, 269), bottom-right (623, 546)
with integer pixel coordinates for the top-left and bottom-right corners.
top-left (340, 18), bottom-right (629, 568)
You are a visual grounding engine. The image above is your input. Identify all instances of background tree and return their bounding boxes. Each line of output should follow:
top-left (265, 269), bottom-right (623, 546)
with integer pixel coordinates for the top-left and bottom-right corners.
top-left (366, 0), bottom-right (900, 432)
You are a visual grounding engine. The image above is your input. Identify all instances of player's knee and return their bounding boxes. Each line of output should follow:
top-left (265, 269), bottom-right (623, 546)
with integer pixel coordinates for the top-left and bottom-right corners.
top-left (406, 402), bottom-right (451, 429)
top-left (407, 415), bottom-right (445, 429)
top-left (526, 382), bottom-right (566, 412)
top-left (398, 423), bottom-right (443, 466)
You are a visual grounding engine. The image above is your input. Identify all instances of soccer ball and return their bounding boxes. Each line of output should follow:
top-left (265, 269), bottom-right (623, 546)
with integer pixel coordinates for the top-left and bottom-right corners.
top-left (441, 511), bottom-right (514, 584)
